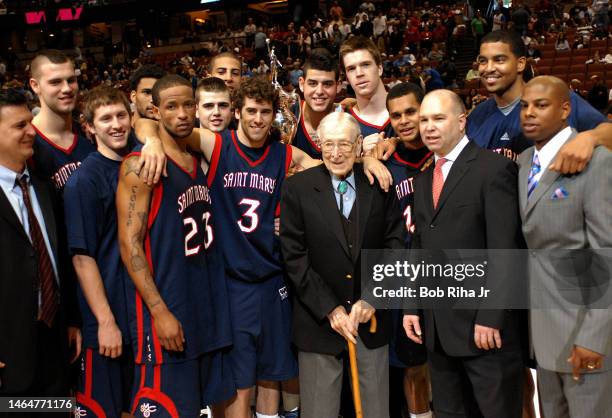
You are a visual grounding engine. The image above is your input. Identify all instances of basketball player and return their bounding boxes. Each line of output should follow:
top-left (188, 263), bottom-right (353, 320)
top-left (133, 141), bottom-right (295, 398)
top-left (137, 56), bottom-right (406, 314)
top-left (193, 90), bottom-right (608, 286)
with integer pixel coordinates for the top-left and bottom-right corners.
top-left (469, 30), bottom-right (612, 170)
top-left (117, 75), bottom-right (235, 417)
top-left (291, 48), bottom-right (341, 159)
top-left (129, 64), bottom-right (165, 127)
top-left (385, 82), bottom-right (433, 418)
top-left (209, 52), bottom-right (242, 92)
top-left (196, 77), bottom-right (233, 133)
top-left (29, 50), bottom-right (95, 191)
top-left (340, 36), bottom-right (395, 152)
top-left (64, 86), bottom-right (134, 417)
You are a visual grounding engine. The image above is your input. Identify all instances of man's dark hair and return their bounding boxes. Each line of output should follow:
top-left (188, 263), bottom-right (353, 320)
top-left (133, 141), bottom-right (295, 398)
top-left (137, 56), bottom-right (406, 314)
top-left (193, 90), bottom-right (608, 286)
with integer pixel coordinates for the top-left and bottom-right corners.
top-left (481, 30), bottom-right (526, 58)
top-left (209, 52), bottom-right (242, 72)
top-left (30, 49), bottom-right (73, 79)
top-left (0, 89), bottom-right (28, 121)
top-left (302, 48), bottom-right (339, 80)
top-left (386, 82), bottom-right (425, 108)
top-left (151, 75), bottom-right (193, 107)
top-left (129, 64), bottom-right (166, 92)
top-left (233, 75), bottom-right (279, 113)
top-left (196, 76), bottom-right (229, 101)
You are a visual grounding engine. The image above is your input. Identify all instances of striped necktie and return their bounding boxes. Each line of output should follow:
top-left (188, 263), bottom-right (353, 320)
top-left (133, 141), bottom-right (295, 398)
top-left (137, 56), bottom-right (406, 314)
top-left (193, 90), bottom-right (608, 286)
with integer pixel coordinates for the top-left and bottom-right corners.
top-left (16, 174), bottom-right (59, 327)
top-left (527, 154), bottom-right (541, 198)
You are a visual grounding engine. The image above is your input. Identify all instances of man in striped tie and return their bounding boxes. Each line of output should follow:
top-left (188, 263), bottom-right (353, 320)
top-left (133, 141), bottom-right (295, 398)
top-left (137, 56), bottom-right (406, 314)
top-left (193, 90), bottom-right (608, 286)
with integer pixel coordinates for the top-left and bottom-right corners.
top-left (518, 76), bottom-right (612, 418)
top-left (403, 89), bottom-right (525, 418)
top-left (0, 89), bottom-right (79, 398)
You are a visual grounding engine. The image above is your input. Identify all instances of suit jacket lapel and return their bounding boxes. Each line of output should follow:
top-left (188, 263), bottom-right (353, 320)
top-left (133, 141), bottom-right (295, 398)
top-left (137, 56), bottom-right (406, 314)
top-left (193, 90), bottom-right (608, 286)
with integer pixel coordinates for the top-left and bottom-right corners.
top-left (524, 131), bottom-right (576, 216)
top-left (0, 187), bottom-right (31, 242)
top-left (31, 175), bottom-right (58, 258)
top-left (355, 167), bottom-right (373, 262)
top-left (432, 141), bottom-right (477, 221)
top-left (518, 147), bottom-right (533, 216)
top-left (312, 166), bottom-right (351, 258)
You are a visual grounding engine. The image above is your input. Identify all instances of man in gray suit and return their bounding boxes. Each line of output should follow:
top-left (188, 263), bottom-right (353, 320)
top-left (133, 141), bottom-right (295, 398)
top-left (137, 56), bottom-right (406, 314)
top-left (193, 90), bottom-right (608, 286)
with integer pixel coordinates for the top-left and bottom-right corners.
top-left (518, 76), bottom-right (612, 417)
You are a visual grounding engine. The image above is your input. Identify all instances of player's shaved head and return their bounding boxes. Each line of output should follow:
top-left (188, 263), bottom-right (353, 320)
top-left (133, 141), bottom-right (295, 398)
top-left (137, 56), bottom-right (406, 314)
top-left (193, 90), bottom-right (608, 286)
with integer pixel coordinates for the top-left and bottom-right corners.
top-left (524, 76), bottom-right (570, 102)
top-left (30, 49), bottom-right (73, 79)
top-left (520, 76), bottom-right (571, 147)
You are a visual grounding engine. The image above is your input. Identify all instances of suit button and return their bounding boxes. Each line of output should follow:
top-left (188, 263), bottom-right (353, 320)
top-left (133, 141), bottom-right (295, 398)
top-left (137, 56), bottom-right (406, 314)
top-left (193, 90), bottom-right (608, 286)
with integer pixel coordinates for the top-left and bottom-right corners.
top-left (429, 224), bottom-right (435, 229)
top-left (348, 244), bottom-right (353, 249)
top-left (345, 274), bottom-right (352, 280)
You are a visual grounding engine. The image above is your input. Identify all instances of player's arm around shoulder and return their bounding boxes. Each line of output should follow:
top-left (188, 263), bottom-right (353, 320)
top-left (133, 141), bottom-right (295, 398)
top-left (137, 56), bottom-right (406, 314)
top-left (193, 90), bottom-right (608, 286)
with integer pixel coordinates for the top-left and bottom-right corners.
top-left (289, 144), bottom-right (323, 172)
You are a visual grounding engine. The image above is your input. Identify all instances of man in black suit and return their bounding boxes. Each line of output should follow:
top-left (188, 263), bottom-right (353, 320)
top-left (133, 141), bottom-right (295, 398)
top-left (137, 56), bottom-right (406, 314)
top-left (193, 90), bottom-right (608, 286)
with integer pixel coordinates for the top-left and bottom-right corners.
top-left (0, 89), bottom-right (79, 400)
top-left (280, 112), bottom-right (404, 418)
top-left (403, 89), bottom-right (524, 418)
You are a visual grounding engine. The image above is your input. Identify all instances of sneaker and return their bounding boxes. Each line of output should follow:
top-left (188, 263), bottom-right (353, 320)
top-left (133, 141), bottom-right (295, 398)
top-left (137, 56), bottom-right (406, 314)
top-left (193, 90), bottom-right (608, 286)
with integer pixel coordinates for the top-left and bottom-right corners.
top-left (282, 410), bottom-right (300, 418)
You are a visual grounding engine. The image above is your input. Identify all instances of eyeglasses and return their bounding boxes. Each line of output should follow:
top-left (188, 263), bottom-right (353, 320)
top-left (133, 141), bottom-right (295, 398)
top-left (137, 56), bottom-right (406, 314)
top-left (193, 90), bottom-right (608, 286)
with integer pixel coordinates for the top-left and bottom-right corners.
top-left (320, 140), bottom-right (355, 153)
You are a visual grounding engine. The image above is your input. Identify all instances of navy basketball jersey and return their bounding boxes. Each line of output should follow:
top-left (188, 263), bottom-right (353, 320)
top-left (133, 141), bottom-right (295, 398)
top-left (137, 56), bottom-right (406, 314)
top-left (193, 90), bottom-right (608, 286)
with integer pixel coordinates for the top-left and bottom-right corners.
top-left (348, 107), bottom-right (395, 138)
top-left (467, 92), bottom-right (607, 159)
top-left (384, 144), bottom-right (433, 247)
top-left (125, 147), bottom-right (231, 364)
top-left (291, 101), bottom-right (322, 159)
top-left (208, 130), bottom-right (291, 283)
top-left (64, 152), bottom-right (130, 349)
top-left (31, 125), bottom-right (96, 191)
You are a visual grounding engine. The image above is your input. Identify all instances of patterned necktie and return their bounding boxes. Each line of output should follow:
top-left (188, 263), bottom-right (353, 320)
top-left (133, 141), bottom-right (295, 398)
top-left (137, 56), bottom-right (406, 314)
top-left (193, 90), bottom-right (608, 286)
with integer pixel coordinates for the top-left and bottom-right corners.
top-left (337, 180), bottom-right (348, 218)
top-left (16, 175), bottom-right (59, 327)
top-left (527, 154), bottom-right (541, 198)
top-left (432, 158), bottom-right (447, 209)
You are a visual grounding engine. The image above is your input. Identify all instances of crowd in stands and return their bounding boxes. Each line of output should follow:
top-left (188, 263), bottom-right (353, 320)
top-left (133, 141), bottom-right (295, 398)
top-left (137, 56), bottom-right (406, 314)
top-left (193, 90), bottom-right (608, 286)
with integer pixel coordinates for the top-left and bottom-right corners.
top-left (1, 0), bottom-right (612, 119)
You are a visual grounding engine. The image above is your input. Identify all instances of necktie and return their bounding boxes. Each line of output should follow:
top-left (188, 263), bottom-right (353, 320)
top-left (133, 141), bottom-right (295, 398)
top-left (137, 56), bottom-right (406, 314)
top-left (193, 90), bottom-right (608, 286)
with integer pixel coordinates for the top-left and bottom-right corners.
top-left (338, 180), bottom-right (348, 218)
top-left (16, 175), bottom-right (59, 327)
top-left (527, 154), bottom-right (541, 198)
top-left (432, 158), bottom-right (447, 209)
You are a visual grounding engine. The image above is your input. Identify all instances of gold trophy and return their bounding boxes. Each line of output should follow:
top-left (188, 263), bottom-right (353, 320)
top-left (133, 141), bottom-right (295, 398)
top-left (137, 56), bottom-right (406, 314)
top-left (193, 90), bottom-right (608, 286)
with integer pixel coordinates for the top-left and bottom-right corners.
top-left (267, 39), bottom-right (300, 144)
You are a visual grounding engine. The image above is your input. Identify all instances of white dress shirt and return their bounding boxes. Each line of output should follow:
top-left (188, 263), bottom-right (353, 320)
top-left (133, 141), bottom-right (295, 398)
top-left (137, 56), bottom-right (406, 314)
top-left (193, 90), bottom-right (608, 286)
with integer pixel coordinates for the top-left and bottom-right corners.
top-left (434, 135), bottom-right (470, 181)
top-left (531, 126), bottom-right (573, 184)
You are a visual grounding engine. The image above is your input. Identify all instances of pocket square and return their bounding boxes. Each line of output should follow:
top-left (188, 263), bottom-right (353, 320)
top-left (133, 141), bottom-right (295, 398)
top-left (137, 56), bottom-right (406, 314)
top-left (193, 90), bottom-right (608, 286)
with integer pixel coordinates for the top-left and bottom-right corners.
top-left (551, 186), bottom-right (569, 200)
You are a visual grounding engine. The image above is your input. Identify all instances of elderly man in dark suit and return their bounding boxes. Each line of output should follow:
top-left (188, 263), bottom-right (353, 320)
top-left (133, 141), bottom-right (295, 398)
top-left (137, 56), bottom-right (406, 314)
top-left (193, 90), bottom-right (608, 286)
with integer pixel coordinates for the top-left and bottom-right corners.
top-left (280, 111), bottom-right (404, 418)
top-left (403, 89), bottom-right (525, 418)
top-left (0, 89), bottom-right (79, 399)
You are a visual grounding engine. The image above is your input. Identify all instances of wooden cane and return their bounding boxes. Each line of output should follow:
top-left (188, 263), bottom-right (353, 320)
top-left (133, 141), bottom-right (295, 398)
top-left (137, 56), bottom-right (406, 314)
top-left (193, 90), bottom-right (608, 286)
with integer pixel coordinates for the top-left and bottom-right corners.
top-left (348, 316), bottom-right (377, 418)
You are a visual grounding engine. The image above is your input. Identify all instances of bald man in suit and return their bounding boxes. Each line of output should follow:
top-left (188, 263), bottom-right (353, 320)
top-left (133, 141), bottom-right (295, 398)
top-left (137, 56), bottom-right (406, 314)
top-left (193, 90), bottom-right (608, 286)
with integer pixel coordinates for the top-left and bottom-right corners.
top-left (518, 76), bottom-right (612, 418)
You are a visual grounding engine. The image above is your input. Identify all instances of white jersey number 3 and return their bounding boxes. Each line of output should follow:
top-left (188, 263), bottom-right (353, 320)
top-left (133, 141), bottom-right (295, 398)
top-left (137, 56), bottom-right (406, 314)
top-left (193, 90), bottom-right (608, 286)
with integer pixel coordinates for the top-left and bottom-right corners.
top-left (237, 198), bottom-right (260, 233)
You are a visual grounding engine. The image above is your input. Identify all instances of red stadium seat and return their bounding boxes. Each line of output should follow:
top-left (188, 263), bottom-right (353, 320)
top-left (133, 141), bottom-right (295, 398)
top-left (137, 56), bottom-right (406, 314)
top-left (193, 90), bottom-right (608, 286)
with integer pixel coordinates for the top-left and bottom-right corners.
top-left (553, 56), bottom-right (570, 67)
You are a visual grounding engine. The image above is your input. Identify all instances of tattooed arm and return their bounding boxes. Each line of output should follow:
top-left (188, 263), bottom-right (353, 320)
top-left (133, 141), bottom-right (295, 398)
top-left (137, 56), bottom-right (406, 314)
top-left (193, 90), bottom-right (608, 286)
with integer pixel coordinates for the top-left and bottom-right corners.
top-left (116, 156), bottom-right (185, 352)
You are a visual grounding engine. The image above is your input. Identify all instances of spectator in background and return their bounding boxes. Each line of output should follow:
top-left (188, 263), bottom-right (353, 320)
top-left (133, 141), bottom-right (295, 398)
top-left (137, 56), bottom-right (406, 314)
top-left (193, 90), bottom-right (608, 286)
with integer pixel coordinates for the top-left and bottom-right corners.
top-left (511, 2), bottom-right (530, 35)
top-left (244, 17), bottom-right (257, 48)
top-left (373, 10), bottom-right (387, 38)
top-left (588, 74), bottom-right (609, 114)
top-left (465, 61), bottom-right (480, 81)
top-left (254, 26), bottom-right (268, 61)
top-left (526, 42), bottom-right (542, 60)
top-left (569, 78), bottom-right (586, 98)
top-left (471, 10), bottom-right (487, 48)
top-left (603, 47), bottom-right (612, 64)
top-left (329, 0), bottom-right (343, 21)
top-left (555, 32), bottom-right (570, 51)
top-left (255, 59), bottom-right (270, 74)
top-left (427, 43), bottom-right (445, 62)
top-left (492, 8), bottom-right (507, 31)
top-left (420, 58), bottom-right (444, 91)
